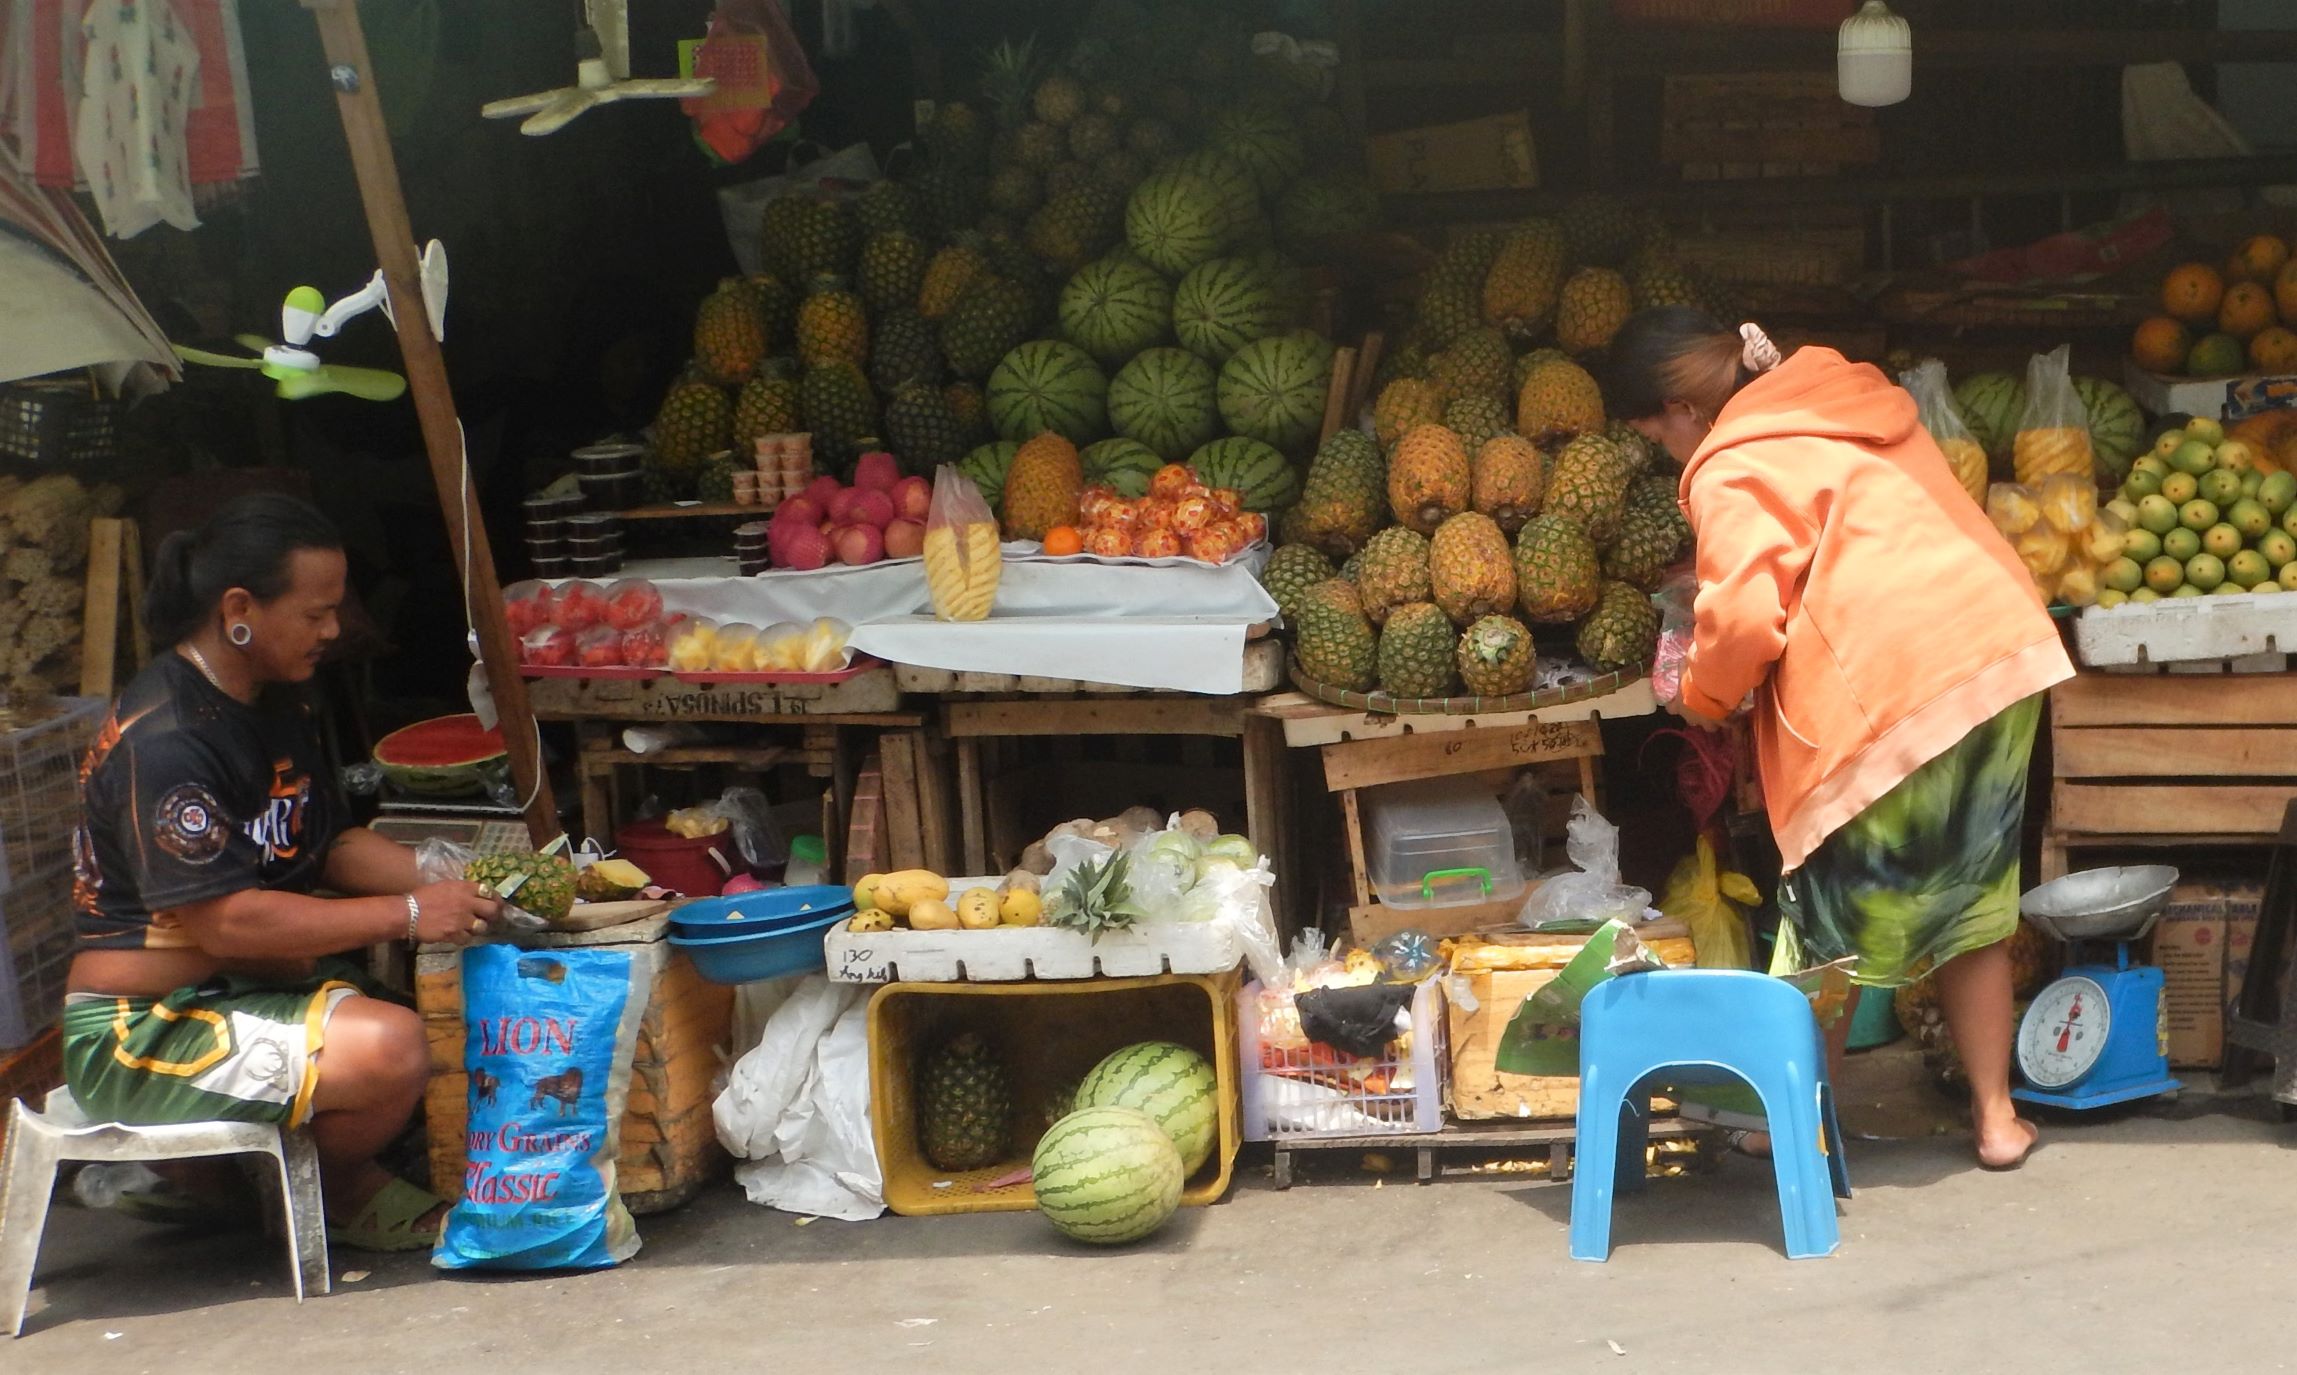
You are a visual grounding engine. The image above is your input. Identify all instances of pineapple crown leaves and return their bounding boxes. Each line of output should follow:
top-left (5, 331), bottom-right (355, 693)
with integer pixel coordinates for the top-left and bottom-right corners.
top-left (977, 36), bottom-right (1044, 125)
top-left (1046, 850), bottom-right (1146, 942)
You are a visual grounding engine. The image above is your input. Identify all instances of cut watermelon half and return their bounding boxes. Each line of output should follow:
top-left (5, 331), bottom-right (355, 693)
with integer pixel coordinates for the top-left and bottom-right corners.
top-left (373, 714), bottom-right (508, 797)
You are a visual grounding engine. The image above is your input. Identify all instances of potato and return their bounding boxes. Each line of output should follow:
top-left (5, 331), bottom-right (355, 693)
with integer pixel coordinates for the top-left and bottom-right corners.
top-left (1000, 868), bottom-right (1042, 896)
top-left (1115, 805), bottom-right (1162, 836)
top-left (1176, 809), bottom-right (1220, 842)
top-left (873, 869), bottom-right (949, 917)
top-left (956, 889), bottom-right (1001, 930)
top-left (1019, 842), bottom-right (1055, 876)
top-left (907, 898), bottom-right (960, 930)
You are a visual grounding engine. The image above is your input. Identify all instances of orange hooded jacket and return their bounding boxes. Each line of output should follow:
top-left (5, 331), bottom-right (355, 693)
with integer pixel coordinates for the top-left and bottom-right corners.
top-left (1675, 347), bottom-right (2073, 871)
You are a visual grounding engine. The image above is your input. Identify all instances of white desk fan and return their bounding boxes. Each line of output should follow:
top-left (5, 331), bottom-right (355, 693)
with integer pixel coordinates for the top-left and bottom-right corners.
top-left (482, 0), bottom-right (716, 136)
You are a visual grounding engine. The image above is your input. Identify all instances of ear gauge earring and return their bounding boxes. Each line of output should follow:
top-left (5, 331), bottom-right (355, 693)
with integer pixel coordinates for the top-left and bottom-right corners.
top-left (228, 623), bottom-right (253, 647)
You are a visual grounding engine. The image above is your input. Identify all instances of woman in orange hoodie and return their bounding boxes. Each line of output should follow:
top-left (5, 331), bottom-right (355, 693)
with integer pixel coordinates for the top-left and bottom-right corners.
top-left (1604, 308), bottom-right (2074, 1170)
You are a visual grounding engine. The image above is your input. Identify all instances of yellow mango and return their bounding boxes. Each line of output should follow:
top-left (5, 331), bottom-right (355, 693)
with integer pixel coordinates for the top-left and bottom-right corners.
top-left (875, 869), bottom-right (949, 917)
top-left (956, 889), bottom-right (1001, 930)
top-left (852, 874), bottom-right (886, 911)
top-left (908, 898), bottom-right (961, 931)
top-left (999, 889), bottom-right (1044, 926)
top-left (848, 910), bottom-right (895, 933)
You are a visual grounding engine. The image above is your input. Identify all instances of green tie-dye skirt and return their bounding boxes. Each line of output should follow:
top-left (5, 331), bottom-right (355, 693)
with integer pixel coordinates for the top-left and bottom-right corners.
top-left (1771, 694), bottom-right (2042, 988)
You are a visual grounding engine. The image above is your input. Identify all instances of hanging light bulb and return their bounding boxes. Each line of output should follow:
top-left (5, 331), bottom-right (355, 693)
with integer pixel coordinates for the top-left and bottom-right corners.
top-left (1838, 1), bottom-right (1912, 108)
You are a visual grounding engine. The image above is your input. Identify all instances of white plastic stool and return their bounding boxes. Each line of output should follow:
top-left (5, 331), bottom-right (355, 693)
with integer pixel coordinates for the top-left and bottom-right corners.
top-left (1, 1087), bottom-right (331, 1336)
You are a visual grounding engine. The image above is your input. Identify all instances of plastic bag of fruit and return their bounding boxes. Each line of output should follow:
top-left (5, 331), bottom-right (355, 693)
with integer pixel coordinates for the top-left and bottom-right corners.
top-left (2012, 345), bottom-right (2095, 489)
top-left (924, 465), bottom-right (1000, 622)
top-left (1900, 359), bottom-right (1990, 506)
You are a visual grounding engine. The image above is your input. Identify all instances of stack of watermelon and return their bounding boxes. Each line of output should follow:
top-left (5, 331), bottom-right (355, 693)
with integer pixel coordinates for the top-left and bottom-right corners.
top-left (1034, 1040), bottom-right (1218, 1246)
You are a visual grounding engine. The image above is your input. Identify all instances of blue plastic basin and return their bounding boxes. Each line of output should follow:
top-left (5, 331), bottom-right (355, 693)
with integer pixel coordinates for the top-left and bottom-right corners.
top-left (668, 907), bottom-right (846, 984)
top-left (669, 886), bottom-right (853, 937)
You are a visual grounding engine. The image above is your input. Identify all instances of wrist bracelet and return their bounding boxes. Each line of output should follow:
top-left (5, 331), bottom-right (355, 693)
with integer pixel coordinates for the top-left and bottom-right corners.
top-left (406, 893), bottom-right (421, 942)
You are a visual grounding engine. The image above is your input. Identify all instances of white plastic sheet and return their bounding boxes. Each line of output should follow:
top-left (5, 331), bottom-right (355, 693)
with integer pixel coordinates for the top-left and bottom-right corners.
top-left (712, 975), bottom-right (884, 1221)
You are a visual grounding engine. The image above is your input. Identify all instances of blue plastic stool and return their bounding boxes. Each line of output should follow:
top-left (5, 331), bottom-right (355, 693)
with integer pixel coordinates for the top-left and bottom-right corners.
top-left (1569, 969), bottom-right (1850, 1261)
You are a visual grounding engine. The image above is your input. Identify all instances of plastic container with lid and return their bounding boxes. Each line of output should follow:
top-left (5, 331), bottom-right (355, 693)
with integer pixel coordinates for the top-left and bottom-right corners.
top-left (1361, 777), bottom-right (1525, 909)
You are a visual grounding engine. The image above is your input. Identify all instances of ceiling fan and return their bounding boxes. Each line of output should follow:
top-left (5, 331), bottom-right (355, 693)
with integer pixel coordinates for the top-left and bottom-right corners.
top-left (174, 241), bottom-right (450, 402)
top-left (481, 0), bottom-right (716, 136)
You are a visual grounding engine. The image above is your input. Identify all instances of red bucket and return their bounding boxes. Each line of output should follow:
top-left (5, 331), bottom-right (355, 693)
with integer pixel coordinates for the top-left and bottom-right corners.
top-left (614, 819), bottom-right (738, 898)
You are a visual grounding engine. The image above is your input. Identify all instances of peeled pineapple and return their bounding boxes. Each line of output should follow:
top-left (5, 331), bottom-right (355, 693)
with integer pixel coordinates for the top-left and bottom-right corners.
top-left (1987, 484), bottom-right (2042, 536)
top-left (924, 520), bottom-right (1001, 621)
top-left (2037, 475), bottom-right (2098, 534)
top-left (2013, 522), bottom-right (2072, 581)
top-left (2013, 426), bottom-right (2094, 489)
top-left (1940, 437), bottom-right (1990, 505)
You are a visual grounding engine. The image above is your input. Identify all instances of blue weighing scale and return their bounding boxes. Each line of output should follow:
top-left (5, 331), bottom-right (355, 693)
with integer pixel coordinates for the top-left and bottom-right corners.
top-left (2012, 865), bottom-right (2184, 1111)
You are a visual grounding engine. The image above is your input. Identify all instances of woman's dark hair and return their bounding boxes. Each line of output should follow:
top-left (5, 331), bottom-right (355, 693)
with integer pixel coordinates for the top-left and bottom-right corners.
top-left (1601, 306), bottom-right (1755, 423)
top-left (145, 493), bottom-right (344, 647)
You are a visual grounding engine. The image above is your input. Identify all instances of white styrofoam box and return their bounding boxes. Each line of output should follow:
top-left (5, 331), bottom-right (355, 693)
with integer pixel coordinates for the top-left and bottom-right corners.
top-left (821, 877), bottom-right (1242, 983)
top-left (2123, 357), bottom-right (2297, 423)
top-left (2073, 592), bottom-right (2297, 667)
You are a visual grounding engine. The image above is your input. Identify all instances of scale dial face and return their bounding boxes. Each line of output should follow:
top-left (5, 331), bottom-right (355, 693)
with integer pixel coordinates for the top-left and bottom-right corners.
top-left (2018, 975), bottom-right (2111, 1089)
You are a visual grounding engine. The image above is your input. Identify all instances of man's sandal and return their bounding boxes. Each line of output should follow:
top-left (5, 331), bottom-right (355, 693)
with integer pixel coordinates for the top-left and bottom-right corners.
top-left (329, 1177), bottom-right (449, 1253)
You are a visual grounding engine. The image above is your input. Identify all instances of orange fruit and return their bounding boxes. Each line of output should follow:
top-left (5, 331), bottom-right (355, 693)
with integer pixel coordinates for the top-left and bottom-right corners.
top-left (2131, 316), bottom-right (2191, 374)
top-left (1042, 525), bottom-right (1083, 556)
top-left (2229, 234), bottom-right (2294, 286)
top-left (2276, 259), bottom-right (2297, 325)
top-left (2189, 332), bottom-right (2248, 378)
top-left (2251, 326), bottom-right (2297, 373)
top-left (2222, 281), bottom-right (2278, 340)
top-left (2162, 262), bottom-right (2226, 326)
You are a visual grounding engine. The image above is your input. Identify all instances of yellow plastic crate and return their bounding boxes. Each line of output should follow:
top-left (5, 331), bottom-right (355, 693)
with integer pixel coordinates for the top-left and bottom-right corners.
top-left (870, 970), bottom-right (1241, 1217)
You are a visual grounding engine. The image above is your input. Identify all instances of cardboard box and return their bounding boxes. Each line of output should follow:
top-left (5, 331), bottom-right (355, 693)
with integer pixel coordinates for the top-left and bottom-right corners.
top-left (1367, 112), bottom-right (1537, 195)
top-left (2123, 358), bottom-right (2297, 423)
top-left (2148, 877), bottom-right (2263, 1069)
top-left (1446, 968), bottom-right (1582, 1121)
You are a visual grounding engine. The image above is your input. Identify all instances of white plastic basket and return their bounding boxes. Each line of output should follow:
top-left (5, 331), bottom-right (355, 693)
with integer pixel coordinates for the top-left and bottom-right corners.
top-left (822, 878), bottom-right (1244, 982)
top-left (2073, 593), bottom-right (2297, 668)
top-left (1237, 978), bottom-right (1445, 1141)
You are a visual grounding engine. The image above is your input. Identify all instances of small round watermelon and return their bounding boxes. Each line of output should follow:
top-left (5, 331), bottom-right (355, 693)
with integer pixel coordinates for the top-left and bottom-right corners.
top-left (1952, 371), bottom-right (2027, 461)
top-left (1173, 257), bottom-right (1289, 365)
top-left (1058, 255), bottom-right (1172, 367)
top-left (1218, 330), bottom-right (1335, 455)
top-left (2073, 375), bottom-right (2145, 479)
top-left (1032, 1105), bottom-right (1184, 1246)
top-left (1073, 1041), bottom-right (1217, 1175)
top-left (1107, 347), bottom-right (1220, 462)
top-left (957, 439), bottom-right (1021, 509)
top-left (1206, 100), bottom-right (1307, 195)
top-left (1125, 170), bottom-right (1229, 279)
top-left (1164, 150), bottom-right (1260, 242)
top-left (1081, 438), bottom-right (1164, 498)
top-left (1188, 435), bottom-right (1299, 513)
top-left (1275, 173), bottom-right (1380, 248)
top-left (987, 340), bottom-right (1109, 445)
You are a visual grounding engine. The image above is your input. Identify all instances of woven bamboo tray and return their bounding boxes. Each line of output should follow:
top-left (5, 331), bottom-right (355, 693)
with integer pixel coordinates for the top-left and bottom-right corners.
top-left (1289, 662), bottom-right (1641, 716)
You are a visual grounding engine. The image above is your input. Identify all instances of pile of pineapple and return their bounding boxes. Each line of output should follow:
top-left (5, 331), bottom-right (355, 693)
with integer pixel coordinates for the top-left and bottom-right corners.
top-left (641, 1), bottom-right (1377, 516)
top-left (1257, 199), bottom-right (1700, 701)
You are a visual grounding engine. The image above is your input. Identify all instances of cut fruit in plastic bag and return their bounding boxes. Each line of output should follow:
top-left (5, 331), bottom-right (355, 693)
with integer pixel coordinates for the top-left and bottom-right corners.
top-left (2013, 521), bottom-right (2073, 579)
top-left (713, 623), bottom-right (763, 673)
top-left (667, 617), bottom-right (721, 673)
top-left (504, 580), bottom-right (554, 637)
top-left (604, 579), bottom-right (664, 631)
top-left (1987, 483), bottom-right (2043, 536)
top-left (2013, 346), bottom-right (2095, 488)
top-left (576, 625), bottom-right (625, 668)
top-left (1900, 359), bottom-right (1989, 505)
top-left (2056, 564), bottom-right (2101, 607)
top-left (2038, 474), bottom-right (2099, 535)
top-left (798, 617), bottom-right (853, 672)
top-left (924, 465), bottom-right (1001, 622)
top-left (521, 625), bottom-right (576, 667)
top-left (551, 581), bottom-right (609, 632)
top-left (757, 622), bottom-right (807, 671)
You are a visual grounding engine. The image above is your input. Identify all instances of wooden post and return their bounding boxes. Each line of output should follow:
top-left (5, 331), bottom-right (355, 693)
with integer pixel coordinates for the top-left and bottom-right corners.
top-left (301, 0), bottom-right (558, 845)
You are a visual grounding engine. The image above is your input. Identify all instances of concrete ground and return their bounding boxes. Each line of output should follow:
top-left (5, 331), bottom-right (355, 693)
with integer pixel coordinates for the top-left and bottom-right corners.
top-left (11, 1059), bottom-right (2296, 1374)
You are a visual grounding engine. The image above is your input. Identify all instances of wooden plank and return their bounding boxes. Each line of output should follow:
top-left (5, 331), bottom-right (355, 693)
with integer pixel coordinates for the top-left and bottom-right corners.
top-left (915, 726), bottom-right (956, 876)
top-left (895, 664), bottom-right (959, 693)
top-left (1341, 788), bottom-right (1371, 908)
top-left (956, 736), bottom-right (988, 876)
top-left (2054, 727), bottom-right (2297, 780)
top-left (2052, 672), bottom-right (2297, 729)
top-left (612, 502), bottom-right (757, 521)
top-left (577, 745), bottom-right (792, 768)
top-left (1320, 718), bottom-right (1603, 793)
top-left (78, 517), bottom-right (123, 698)
top-left (1348, 894), bottom-right (1531, 947)
top-left (946, 696), bottom-right (1248, 738)
top-left (1275, 677), bottom-right (1658, 747)
top-left (2053, 784), bottom-right (2295, 838)
top-left (1319, 345), bottom-right (1358, 444)
top-left (1347, 332), bottom-right (1385, 421)
top-left (120, 518), bottom-right (149, 669)
top-left (879, 731), bottom-right (926, 872)
top-left (522, 668), bottom-right (909, 722)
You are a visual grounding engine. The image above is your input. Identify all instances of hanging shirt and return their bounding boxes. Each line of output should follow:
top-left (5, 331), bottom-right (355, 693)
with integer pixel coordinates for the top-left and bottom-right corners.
top-left (72, 0), bottom-right (203, 237)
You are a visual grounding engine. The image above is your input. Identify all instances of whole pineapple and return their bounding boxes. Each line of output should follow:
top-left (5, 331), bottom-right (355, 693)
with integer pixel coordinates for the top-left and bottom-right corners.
top-left (1261, 543), bottom-right (1337, 620)
top-left (857, 230), bottom-right (930, 315)
top-left (986, 164), bottom-right (1044, 218)
top-left (1472, 434), bottom-right (1545, 534)
top-left (1576, 580), bottom-right (1661, 675)
top-left (918, 1033), bottom-right (1012, 1172)
top-left (910, 160), bottom-right (987, 241)
top-left (1482, 218), bottom-right (1567, 340)
top-left (466, 851), bottom-right (578, 924)
top-left (945, 381), bottom-right (993, 448)
top-left (884, 380), bottom-right (969, 474)
top-left (696, 455), bottom-right (738, 505)
top-left (796, 275), bottom-right (870, 370)
top-left (1387, 424), bottom-right (1472, 534)
top-left (800, 361), bottom-right (880, 467)
top-left (760, 195), bottom-right (857, 284)
top-left (1605, 420), bottom-right (1659, 479)
top-left (1515, 357), bottom-right (1606, 447)
top-left (1293, 578), bottom-right (1377, 691)
top-left (1631, 259), bottom-right (1707, 314)
top-left (1429, 512), bottom-right (1517, 625)
top-left (1428, 327), bottom-right (1515, 407)
top-left (733, 362), bottom-right (802, 453)
top-left (1067, 111), bottom-right (1120, 161)
top-left (1556, 268), bottom-right (1633, 355)
top-left (1601, 475), bottom-right (1692, 591)
top-left (1001, 431), bottom-right (1083, 540)
top-left (1293, 430), bottom-right (1386, 560)
top-left (1377, 602), bottom-right (1459, 699)
top-left (1352, 526), bottom-right (1433, 626)
top-left (1374, 377), bottom-right (1450, 449)
top-left (692, 278), bottom-right (768, 386)
top-left (1546, 433), bottom-right (1633, 543)
top-left (1559, 192), bottom-right (1636, 268)
top-left (920, 100), bottom-right (990, 172)
top-left (650, 379), bottom-right (734, 492)
top-left (871, 308), bottom-right (946, 393)
top-left (1024, 182), bottom-right (1126, 275)
top-left (1414, 278), bottom-right (1485, 351)
top-left (853, 177), bottom-right (930, 239)
top-left (940, 277), bottom-right (1038, 380)
top-left (739, 273), bottom-right (796, 349)
top-left (1515, 514), bottom-right (1601, 624)
top-left (919, 242), bottom-right (991, 320)
top-left (1443, 396), bottom-right (1514, 453)
top-left (1457, 615), bottom-right (1537, 698)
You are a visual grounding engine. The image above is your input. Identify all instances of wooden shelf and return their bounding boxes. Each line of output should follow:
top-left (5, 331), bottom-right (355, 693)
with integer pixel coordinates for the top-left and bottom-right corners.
top-left (1594, 27), bottom-right (2297, 78)
top-left (612, 502), bottom-right (760, 522)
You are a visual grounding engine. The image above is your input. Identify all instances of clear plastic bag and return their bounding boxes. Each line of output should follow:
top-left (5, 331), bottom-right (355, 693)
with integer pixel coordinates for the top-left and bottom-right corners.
top-left (2012, 345), bottom-right (2095, 489)
top-left (1648, 570), bottom-right (1697, 706)
top-left (715, 786), bottom-right (787, 869)
top-left (924, 465), bottom-right (1001, 622)
top-left (1900, 358), bottom-right (1990, 505)
top-left (1517, 796), bottom-right (1653, 931)
top-left (414, 838), bottom-right (547, 933)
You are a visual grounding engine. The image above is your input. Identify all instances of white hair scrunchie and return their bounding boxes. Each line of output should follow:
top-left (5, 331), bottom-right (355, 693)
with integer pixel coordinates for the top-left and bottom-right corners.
top-left (1739, 322), bottom-right (1783, 374)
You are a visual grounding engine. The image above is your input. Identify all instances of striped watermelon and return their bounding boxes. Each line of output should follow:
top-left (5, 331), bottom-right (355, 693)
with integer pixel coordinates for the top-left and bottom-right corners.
top-left (1207, 100), bottom-right (1307, 195)
top-left (1081, 438), bottom-right (1164, 498)
top-left (987, 341), bottom-right (1109, 445)
top-left (1952, 371), bottom-right (2026, 461)
top-left (1107, 347), bottom-right (1220, 462)
top-left (1218, 330), bottom-right (1335, 454)
top-left (1165, 150), bottom-right (1260, 243)
top-left (1073, 1041), bottom-right (1216, 1175)
top-left (1189, 436), bottom-right (1300, 512)
top-left (1032, 1106), bottom-right (1183, 1245)
top-left (1173, 258), bottom-right (1288, 365)
top-left (1059, 256), bottom-right (1172, 367)
top-left (2073, 375), bottom-right (2145, 479)
top-left (1125, 171), bottom-right (1230, 279)
top-left (957, 440), bottom-right (1020, 509)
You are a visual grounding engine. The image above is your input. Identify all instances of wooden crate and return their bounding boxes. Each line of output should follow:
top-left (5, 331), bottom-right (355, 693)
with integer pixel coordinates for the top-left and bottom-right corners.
top-left (2043, 672), bottom-right (2297, 880)
top-left (1662, 73), bottom-right (1880, 180)
top-left (522, 668), bottom-right (906, 722)
top-left (417, 916), bottom-right (734, 1215)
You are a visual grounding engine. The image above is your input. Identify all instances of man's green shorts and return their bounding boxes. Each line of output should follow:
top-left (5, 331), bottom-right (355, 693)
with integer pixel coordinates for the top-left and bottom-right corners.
top-left (61, 973), bottom-right (363, 1127)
